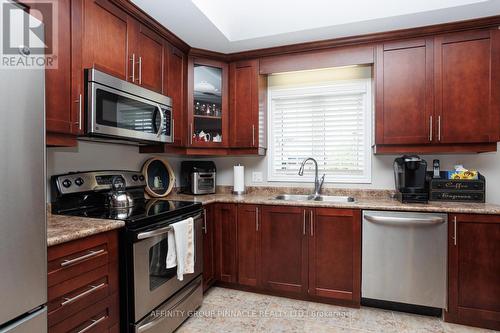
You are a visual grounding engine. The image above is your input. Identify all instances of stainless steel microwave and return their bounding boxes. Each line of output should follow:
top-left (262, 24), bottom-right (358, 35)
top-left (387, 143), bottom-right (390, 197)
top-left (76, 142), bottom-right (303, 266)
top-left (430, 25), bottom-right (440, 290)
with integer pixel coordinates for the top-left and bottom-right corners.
top-left (86, 68), bottom-right (173, 144)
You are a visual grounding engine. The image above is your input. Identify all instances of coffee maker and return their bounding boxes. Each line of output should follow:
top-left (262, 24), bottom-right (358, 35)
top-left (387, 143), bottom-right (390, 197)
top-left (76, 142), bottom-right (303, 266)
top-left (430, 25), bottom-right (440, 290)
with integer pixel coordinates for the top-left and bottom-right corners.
top-left (393, 155), bottom-right (429, 203)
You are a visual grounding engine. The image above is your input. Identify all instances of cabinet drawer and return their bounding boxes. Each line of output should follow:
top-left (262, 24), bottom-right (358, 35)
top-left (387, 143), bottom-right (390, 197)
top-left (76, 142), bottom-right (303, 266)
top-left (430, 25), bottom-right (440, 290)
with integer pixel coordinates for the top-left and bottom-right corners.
top-left (48, 263), bottom-right (118, 327)
top-left (48, 232), bottom-right (118, 287)
top-left (49, 292), bottom-right (119, 333)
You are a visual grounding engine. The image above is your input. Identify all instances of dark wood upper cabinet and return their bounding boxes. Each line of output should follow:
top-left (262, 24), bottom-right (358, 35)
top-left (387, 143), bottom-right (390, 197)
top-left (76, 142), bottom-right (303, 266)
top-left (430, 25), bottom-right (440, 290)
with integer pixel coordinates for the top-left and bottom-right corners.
top-left (129, 21), bottom-right (164, 93)
top-left (82, 0), bottom-right (130, 80)
top-left (446, 214), bottom-right (500, 331)
top-left (214, 203), bottom-right (237, 283)
top-left (202, 205), bottom-right (215, 291)
top-left (308, 208), bottom-right (361, 305)
top-left (187, 58), bottom-right (229, 148)
top-left (375, 38), bottom-right (434, 145)
top-left (435, 30), bottom-right (497, 144)
top-left (237, 204), bottom-right (261, 288)
top-left (165, 45), bottom-right (186, 146)
top-left (229, 60), bottom-right (260, 148)
top-left (261, 205), bottom-right (308, 295)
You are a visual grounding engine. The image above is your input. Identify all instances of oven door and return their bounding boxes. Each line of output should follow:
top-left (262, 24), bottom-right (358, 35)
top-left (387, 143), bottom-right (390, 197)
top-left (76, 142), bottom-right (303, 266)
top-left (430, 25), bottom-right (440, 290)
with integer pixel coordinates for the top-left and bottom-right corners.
top-left (132, 213), bottom-right (203, 322)
top-left (88, 81), bottom-right (172, 143)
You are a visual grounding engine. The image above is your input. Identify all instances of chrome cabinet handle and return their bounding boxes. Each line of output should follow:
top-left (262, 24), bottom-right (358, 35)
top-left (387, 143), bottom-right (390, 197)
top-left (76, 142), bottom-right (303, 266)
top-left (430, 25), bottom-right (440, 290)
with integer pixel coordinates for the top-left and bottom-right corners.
top-left (453, 216), bottom-right (457, 246)
top-left (75, 94), bottom-right (82, 131)
top-left (138, 56), bottom-right (143, 85)
top-left (203, 209), bottom-right (207, 234)
top-left (310, 211), bottom-right (314, 236)
top-left (438, 116), bottom-right (441, 142)
top-left (61, 249), bottom-right (105, 267)
top-left (255, 207), bottom-right (259, 231)
top-left (190, 123), bottom-right (193, 145)
top-left (172, 118), bottom-right (175, 142)
top-left (429, 116), bottom-right (433, 142)
top-left (61, 282), bottom-right (106, 306)
top-left (252, 125), bottom-right (255, 147)
top-left (303, 210), bottom-right (306, 235)
top-left (130, 53), bottom-right (135, 82)
top-left (77, 315), bottom-right (107, 333)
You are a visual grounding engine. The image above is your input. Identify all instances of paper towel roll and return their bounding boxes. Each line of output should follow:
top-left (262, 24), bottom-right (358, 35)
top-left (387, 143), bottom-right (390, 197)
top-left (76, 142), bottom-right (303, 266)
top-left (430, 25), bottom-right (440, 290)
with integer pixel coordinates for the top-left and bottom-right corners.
top-left (233, 165), bottom-right (245, 194)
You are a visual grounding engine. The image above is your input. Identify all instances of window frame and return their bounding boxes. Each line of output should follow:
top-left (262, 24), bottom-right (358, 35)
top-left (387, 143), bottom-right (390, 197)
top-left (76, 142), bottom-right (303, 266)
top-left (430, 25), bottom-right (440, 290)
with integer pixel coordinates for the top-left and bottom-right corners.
top-left (267, 78), bottom-right (373, 184)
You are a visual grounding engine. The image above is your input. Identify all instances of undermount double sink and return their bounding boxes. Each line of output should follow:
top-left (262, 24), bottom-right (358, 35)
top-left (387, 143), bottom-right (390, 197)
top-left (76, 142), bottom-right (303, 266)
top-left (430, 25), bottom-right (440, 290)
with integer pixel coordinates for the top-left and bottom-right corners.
top-left (273, 194), bottom-right (355, 203)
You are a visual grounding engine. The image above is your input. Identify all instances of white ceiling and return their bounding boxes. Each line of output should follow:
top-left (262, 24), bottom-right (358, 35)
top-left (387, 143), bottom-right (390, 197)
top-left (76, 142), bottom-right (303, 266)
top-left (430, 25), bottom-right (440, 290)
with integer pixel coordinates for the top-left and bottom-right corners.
top-left (131, 0), bottom-right (500, 53)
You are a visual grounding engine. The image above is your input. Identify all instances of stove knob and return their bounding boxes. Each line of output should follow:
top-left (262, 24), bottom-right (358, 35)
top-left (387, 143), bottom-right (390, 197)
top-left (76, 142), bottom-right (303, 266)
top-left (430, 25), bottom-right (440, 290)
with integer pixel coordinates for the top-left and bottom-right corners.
top-left (75, 178), bottom-right (84, 186)
top-left (139, 175), bottom-right (145, 181)
top-left (132, 175), bottom-right (139, 181)
top-left (62, 179), bottom-right (72, 188)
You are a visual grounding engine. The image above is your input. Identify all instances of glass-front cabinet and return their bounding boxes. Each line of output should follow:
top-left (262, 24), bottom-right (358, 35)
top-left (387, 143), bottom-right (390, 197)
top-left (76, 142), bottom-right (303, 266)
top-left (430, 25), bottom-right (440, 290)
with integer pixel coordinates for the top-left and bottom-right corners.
top-left (188, 58), bottom-right (228, 147)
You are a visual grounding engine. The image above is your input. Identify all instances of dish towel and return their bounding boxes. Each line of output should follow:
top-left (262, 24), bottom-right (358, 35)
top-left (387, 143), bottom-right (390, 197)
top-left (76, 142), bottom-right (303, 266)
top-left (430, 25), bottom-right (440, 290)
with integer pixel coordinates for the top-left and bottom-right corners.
top-left (166, 217), bottom-right (195, 281)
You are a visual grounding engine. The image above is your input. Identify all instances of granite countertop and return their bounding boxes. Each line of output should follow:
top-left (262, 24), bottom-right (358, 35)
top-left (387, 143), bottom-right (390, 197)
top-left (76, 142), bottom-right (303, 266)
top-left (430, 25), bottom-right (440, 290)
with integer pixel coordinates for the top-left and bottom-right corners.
top-left (47, 214), bottom-right (125, 247)
top-left (163, 187), bottom-right (500, 215)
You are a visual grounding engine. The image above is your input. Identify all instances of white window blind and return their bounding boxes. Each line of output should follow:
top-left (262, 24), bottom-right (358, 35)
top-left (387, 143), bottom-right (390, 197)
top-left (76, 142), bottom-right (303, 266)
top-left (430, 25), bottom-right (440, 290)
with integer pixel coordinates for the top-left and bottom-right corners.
top-left (268, 80), bottom-right (372, 183)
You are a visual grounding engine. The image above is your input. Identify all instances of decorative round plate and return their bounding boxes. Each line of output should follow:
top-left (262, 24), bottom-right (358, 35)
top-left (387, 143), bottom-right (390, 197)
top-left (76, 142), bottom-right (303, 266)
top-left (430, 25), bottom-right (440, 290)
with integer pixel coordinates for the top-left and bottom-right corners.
top-left (141, 158), bottom-right (175, 197)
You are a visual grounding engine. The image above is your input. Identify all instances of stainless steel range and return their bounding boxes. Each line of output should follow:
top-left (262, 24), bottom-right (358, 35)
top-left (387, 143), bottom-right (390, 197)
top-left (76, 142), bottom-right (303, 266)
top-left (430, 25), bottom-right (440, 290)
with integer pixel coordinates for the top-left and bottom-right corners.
top-left (51, 171), bottom-right (203, 333)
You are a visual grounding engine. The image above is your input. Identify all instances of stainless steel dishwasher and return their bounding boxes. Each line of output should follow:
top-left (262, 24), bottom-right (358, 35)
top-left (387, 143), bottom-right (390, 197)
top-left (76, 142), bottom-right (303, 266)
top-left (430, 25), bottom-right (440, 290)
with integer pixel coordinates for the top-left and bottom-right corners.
top-left (362, 210), bottom-right (447, 312)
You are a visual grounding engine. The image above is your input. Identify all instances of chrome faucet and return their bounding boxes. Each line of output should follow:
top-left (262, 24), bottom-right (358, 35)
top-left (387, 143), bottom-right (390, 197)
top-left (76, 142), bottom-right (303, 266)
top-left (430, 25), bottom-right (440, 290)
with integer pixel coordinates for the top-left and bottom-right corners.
top-left (298, 157), bottom-right (325, 198)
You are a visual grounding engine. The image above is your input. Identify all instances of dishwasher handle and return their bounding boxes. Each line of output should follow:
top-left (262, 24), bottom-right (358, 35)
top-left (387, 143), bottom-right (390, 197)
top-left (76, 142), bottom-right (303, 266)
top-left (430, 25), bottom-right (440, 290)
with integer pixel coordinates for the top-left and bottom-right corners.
top-left (364, 214), bottom-right (445, 227)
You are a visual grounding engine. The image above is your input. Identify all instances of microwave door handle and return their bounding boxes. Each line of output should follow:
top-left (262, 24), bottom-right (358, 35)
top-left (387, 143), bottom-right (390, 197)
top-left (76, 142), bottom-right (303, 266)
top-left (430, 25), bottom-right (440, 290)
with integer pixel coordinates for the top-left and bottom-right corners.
top-left (156, 104), bottom-right (165, 137)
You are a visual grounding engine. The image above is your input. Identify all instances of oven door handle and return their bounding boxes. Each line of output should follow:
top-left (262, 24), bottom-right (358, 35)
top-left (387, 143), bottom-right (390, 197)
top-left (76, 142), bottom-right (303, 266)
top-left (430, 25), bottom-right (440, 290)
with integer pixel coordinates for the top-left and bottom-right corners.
top-left (156, 104), bottom-right (165, 137)
top-left (136, 213), bottom-right (202, 240)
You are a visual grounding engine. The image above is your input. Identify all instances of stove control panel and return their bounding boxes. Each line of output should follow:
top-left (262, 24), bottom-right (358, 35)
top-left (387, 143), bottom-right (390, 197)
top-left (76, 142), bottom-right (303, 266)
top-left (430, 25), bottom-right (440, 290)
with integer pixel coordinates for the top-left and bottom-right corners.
top-left (53, 171), bottom-right (146, 195)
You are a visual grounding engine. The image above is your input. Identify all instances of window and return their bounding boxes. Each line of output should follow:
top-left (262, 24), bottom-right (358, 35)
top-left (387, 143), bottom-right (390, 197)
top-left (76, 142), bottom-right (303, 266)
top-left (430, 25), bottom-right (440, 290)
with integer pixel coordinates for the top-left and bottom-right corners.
top-left (268, 70), bottom-right (372, 183)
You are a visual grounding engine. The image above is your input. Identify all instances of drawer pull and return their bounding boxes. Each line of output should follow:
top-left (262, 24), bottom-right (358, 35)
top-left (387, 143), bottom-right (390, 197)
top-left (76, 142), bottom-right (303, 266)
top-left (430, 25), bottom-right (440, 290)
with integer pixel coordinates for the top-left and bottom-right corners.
top-left (60, 249), bottom-right (105, 267)
top-left (77, 315), bottom-right (107, 333)
top-left (61, 282), bottom-right (106, 306)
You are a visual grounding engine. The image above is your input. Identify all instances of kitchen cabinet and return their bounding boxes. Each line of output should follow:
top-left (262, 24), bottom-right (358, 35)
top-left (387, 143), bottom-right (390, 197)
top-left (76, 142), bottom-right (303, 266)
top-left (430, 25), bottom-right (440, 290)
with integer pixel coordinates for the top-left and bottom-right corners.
top-left (165, 45), bottom-right (187, 146)
top-left (229, 60), bottom-right (267, 149)
top-left (446, 214), bottom-right (500, 331)
top-left (187, 58), bottom-right (229, 148)
top-left (129, 20), bottom-right (164, 93)
top-left (214, 203), bottom-right (238, 283)
top-left (261, 206), bottom-right (308, 295)
top-left (47, 230), bottom-right (119, 332)
top-left (374, 28), bottom-right (500, 153)
top-left (202, 205), bottom-right (216, 291)
top-left (375, 38), bottom-right (434, 145)
top-left (308, 208), bottom-right (361, 304)
top-left (435, 30), bottom-right (498, 144)
top-left (237, 204), bottom-right (261, 287)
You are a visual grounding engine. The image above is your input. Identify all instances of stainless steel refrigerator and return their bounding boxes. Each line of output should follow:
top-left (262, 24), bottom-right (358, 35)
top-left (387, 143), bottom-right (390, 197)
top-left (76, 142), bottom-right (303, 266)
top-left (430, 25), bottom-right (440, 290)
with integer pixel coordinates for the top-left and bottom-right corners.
top-left (0, 2), bottom-right (47, 332)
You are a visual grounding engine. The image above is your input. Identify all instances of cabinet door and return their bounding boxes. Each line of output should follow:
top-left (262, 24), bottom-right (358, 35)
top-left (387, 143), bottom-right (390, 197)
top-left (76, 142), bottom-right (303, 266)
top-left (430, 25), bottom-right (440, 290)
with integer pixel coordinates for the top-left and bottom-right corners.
top-left (230, 60), bottom-right (259, 148)
top-left (166, 45), bottom-right (186, 146)
top-left (214, 204), bottom-right (237, 283)
top-left (202, 205), bottom-right (215, 291)
top-left (375, 39), bottom-right (433, 145)
top-left (237, 204), bottom-right (261, 287)
top-left (309, 209), bottom-right (361, 304)
top-left (261, 206), bottom-right (308, 295)
top-left (132, 21), bottom-right (164, 93)
top-left (447, 214), bottom-right (500, 331)
top-left (435, 30), bottom-right (494, 143)
top-left (82, 0), bottom-right (130, 80)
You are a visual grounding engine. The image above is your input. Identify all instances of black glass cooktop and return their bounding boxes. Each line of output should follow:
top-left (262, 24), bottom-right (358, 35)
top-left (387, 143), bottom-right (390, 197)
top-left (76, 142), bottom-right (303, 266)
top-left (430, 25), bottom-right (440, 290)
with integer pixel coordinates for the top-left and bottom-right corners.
top-left (56, 199), bottom-right (202, 225)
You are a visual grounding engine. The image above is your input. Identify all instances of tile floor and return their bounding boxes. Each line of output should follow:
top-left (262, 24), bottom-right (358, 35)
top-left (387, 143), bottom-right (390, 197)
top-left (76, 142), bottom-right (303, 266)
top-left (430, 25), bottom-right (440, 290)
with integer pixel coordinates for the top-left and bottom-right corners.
top-left (177, 287), bottom-right (498, 333)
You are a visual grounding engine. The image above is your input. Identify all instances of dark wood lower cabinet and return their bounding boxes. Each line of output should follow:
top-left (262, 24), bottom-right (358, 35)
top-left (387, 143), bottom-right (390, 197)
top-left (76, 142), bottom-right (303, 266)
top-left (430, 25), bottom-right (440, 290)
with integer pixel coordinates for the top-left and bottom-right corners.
top-left (237, 204), bottom-right (261, 287)
top-left (214, 203), bottom-right (238, 283)
top-left (308, 208), bottom-right (361, 305)
top-left (48, 230), bottom-right (120, 332)
top-left (202, 205), bottom-right (216, 291)
top-left (261, 206), bottom-right (309, 295)
top-left (446, 214), bottom-right (500, 330)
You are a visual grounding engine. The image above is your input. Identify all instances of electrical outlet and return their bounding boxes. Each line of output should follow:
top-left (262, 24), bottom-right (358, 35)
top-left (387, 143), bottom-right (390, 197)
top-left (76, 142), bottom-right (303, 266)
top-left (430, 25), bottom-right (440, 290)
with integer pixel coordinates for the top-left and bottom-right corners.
top-left (252, 172), bottom-right (263, 183)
